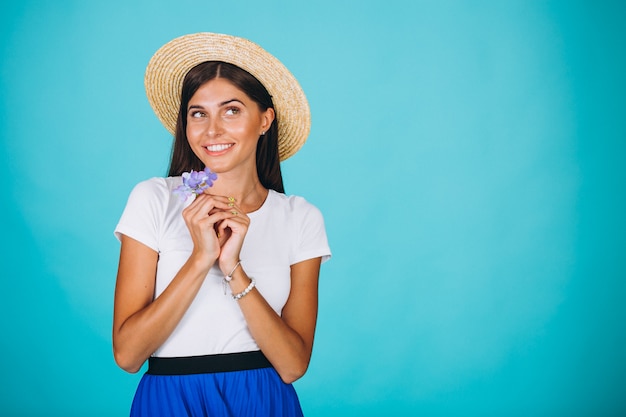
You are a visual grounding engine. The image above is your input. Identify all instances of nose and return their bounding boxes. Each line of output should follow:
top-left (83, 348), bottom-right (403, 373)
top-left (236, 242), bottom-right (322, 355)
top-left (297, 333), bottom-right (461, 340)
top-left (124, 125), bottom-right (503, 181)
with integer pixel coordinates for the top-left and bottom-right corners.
top-left (206, 115), bottom-right (223, 137)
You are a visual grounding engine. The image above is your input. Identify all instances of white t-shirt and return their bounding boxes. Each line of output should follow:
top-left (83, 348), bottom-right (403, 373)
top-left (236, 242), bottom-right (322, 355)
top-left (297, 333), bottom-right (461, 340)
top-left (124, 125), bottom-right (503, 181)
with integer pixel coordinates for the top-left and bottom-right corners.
top-left (115, 177), bottom-right (331, 358)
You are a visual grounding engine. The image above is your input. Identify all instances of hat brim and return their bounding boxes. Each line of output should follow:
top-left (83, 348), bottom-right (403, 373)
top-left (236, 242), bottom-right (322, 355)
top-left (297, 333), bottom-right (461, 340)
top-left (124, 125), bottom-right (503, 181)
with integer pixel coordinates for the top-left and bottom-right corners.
top-left (144, 33), bottom-right (310, 161)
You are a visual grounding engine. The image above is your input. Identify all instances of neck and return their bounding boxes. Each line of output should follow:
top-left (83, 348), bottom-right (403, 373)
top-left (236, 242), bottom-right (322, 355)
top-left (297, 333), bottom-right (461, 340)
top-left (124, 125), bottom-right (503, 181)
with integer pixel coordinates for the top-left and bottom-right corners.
top-left (210, 171), bottom-right (268, 213)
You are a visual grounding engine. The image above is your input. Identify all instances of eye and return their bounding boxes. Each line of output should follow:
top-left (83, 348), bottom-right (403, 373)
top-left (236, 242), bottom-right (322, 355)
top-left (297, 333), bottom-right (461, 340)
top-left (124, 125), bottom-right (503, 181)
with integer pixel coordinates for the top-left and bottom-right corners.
top-left (224, 107), bottom-right (240, 116)
top-left (189, 110), bottom-right (205, 118)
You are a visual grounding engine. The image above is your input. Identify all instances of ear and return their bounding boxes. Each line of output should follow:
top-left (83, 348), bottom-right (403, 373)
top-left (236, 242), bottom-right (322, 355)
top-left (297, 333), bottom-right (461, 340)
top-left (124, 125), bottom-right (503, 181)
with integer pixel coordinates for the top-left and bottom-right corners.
top-left (260, 108), bottom-right (275, 133)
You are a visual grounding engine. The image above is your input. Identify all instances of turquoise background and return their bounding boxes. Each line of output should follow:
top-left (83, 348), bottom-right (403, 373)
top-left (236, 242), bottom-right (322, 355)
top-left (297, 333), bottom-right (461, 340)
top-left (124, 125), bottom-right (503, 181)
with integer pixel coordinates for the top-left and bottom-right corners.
top-left (1, 0), bottom-right (625, 416)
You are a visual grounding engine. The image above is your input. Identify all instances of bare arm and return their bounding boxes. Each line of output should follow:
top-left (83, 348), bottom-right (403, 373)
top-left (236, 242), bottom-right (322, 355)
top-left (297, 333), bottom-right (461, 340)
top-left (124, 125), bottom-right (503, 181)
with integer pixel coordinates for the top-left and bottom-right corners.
top-left (112, 194), bottom-right (237, 373)
top-left (227, 257), bottom-right (322, 384)
top-left (112, 235), bottom-right (212, 373)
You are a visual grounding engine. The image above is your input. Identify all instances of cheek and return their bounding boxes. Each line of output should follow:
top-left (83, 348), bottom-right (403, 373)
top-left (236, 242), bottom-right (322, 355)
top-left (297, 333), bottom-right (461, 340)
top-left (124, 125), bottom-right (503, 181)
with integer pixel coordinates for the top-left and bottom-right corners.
top-left (186, 123), bottom-right (203, 140)
top-left (226, 122), bottom-right (257, 139)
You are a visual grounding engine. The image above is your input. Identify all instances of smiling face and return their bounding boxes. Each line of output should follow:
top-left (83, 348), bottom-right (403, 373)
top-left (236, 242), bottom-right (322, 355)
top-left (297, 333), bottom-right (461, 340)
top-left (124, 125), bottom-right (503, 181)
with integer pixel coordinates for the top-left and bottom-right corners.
top-left (185, 77), bottom-right (275, 175)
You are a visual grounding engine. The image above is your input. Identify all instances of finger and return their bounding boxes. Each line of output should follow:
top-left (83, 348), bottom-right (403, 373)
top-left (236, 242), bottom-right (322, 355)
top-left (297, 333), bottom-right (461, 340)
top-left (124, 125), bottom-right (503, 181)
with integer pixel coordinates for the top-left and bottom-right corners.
top-left (202, 194), bottom-right (248, 213)
top-left (184, 194), bottom-right (217, 219)
top-left (208, 200), bottom-right (246, 218)
top-left (185, 195), bottom-right (237, 224)
top-left (217, 213), bottom-right (250, 235)
top-left (206, 209), bottom-right (243, 226)
top-left (199, 193), bottom-right (238, 206)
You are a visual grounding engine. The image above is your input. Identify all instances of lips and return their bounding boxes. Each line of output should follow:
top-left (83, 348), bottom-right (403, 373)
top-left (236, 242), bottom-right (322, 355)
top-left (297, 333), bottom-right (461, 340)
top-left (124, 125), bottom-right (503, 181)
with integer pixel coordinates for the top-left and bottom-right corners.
top-left (206, 143), bottom-right (233, 152)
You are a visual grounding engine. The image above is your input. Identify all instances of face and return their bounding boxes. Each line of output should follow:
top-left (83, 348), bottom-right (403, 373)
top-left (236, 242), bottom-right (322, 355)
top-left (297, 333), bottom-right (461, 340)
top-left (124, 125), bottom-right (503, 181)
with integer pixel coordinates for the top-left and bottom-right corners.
top-left (186, 77), bottom-right (275, 174)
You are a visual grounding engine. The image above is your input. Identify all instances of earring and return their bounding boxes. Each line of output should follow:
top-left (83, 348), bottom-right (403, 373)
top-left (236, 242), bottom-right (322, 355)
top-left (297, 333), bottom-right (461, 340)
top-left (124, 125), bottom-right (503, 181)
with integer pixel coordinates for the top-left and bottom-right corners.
top-left (261, 131), bottom-right (266, 136)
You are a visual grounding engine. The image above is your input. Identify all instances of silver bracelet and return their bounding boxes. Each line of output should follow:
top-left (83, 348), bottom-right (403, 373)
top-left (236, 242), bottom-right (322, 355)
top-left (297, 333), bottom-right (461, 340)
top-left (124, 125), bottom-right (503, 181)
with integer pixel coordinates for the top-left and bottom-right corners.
top-left (223, 261), bottom-right (241, 295)
top-left (225, 261), bottom-right (241, 281)
top-left (232, 278), bottom-right (256, 301)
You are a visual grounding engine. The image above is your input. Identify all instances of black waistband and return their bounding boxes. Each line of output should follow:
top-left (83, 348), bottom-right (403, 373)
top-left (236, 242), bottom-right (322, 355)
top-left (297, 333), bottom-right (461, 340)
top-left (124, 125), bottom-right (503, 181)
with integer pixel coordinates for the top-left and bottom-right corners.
top-left (147, 351), bottom-right (273, 375)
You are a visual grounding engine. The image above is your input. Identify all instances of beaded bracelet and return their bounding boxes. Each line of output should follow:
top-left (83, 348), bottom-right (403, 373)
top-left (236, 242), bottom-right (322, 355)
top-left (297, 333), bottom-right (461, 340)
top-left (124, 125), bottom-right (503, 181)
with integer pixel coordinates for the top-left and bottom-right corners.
top-left (232, 278), bottom-right (256, 301)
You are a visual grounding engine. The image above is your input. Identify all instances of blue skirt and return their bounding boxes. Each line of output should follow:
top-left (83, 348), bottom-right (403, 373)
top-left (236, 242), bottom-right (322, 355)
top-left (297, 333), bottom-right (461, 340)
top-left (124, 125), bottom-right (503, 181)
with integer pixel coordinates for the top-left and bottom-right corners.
top-left (130, 352), bottom-right (304, 417)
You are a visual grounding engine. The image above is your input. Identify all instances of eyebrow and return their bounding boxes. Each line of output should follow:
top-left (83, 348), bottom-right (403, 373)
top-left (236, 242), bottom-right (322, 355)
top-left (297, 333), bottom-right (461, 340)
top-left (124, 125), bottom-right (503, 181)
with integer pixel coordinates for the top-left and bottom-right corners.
top-left (220, 98), bottom-right (246, 107)
top-left (188, 98), bottom-right (246, 110)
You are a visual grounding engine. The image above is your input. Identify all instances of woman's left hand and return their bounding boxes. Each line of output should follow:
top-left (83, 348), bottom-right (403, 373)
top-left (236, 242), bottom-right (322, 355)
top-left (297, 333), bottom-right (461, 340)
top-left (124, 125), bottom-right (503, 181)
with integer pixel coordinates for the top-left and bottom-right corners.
top-left (213, 198), bottom-right (250, 275)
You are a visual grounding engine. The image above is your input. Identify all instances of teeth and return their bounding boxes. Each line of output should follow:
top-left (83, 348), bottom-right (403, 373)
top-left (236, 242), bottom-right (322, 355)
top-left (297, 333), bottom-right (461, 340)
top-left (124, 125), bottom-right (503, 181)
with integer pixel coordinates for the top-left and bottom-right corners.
top-left (206, 144), bottom-right (233, 152)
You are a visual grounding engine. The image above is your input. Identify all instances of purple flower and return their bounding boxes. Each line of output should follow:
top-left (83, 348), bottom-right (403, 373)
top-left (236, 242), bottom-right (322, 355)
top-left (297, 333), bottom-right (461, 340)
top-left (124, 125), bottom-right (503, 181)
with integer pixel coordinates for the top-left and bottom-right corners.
top-left (173, 167), bottom-right (218, 201)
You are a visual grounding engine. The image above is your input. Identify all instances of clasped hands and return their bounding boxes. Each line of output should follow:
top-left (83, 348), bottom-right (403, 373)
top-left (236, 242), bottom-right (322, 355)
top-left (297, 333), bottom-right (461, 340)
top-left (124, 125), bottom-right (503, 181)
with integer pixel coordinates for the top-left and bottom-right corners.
top-left (181, 192), bottom-right (249, 275)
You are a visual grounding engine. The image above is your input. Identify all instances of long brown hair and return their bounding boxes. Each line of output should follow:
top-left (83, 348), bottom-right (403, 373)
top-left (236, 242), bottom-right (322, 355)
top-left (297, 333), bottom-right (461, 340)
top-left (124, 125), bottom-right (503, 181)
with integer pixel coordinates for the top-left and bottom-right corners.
top-left (167, 61), bottom-right (284, 193)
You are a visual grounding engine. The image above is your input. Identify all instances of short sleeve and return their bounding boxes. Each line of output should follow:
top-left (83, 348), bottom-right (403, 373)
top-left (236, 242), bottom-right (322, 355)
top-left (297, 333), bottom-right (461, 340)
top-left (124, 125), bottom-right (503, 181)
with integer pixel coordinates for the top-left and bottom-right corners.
top-left (291, 197), bottom-right (332, 265)
top-left (114, 178), bottom-right (168, 252)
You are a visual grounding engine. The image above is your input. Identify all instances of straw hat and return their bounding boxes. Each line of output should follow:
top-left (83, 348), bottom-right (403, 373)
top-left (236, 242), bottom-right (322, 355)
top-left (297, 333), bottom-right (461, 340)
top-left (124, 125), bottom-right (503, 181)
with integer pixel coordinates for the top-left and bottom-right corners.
top-left (144, 32), bottom-right (311, 161)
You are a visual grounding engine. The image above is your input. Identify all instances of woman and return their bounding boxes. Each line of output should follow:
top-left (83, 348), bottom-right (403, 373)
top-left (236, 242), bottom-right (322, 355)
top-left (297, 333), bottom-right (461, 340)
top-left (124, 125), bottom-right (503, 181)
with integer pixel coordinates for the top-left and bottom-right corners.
top-left (113, 33), bottom-right (331, 416)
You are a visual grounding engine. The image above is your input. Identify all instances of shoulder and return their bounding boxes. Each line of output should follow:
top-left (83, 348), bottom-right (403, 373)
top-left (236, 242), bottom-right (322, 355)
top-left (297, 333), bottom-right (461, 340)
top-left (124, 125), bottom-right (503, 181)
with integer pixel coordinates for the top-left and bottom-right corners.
top-left (269, 190), bottom-right (322, 215)
top-left (267, 191), bottom-right (331, 263)
top-left (268, 190), bottom-right (325, 226)
top-left (129, 177), bottom-right (180, 199)
top-left (116, 177), bottom-right (183, 246)
top-left (122, 176), bottom-right (185, 217)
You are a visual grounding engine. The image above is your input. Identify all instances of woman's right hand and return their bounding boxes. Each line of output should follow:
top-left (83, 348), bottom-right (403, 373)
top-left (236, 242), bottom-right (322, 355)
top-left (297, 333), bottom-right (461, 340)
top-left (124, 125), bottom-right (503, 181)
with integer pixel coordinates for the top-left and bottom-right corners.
top-left (181, 194), bottom-right (237, 265)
